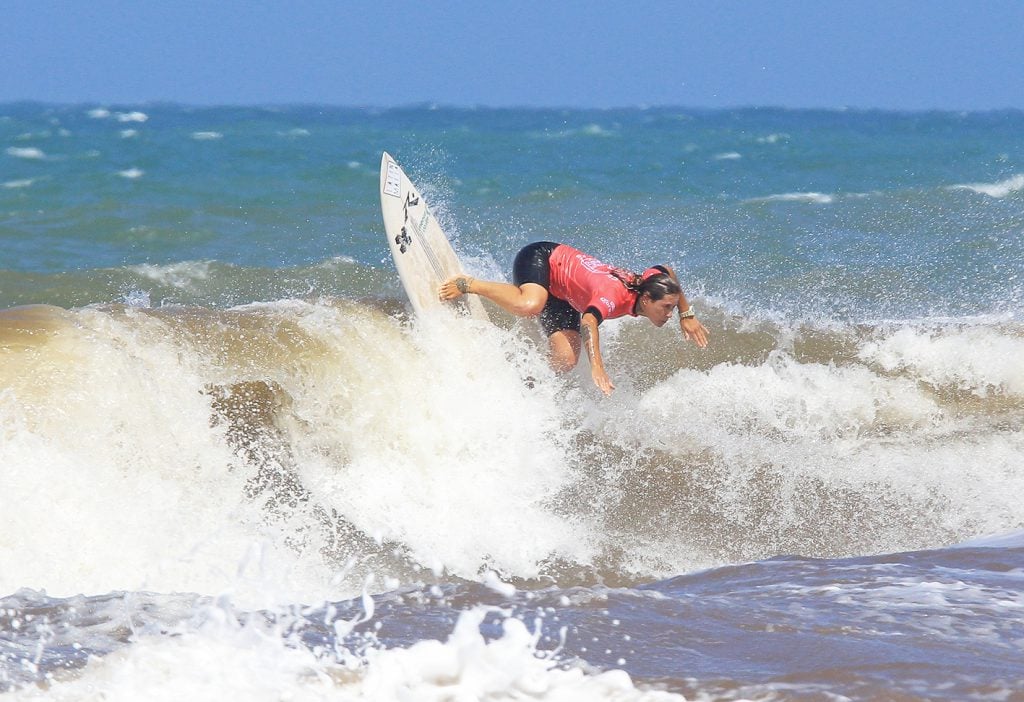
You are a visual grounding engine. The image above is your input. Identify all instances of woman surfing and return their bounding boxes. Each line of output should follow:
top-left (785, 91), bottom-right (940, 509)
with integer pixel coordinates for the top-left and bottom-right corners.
top-left (440, 242), bottom-right (708, 395)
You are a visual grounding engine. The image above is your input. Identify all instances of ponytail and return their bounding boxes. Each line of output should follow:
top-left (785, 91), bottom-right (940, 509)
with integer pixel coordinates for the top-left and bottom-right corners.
top-left (608, 268), bottom-right (644, 292)
top-left (610, 267), bottom-right (680, 300)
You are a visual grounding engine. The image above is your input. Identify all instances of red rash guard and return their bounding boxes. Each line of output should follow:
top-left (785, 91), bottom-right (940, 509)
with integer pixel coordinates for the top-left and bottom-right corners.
top-left (548, 244), bottom-right (662, 323)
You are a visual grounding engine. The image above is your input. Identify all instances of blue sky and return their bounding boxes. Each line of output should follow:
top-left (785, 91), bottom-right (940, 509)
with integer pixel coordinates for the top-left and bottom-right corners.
top-left (3, 1), bottom-right (1023, 110)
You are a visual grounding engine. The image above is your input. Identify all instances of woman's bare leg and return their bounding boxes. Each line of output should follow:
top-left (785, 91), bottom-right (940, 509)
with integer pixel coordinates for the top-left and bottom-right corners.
top-left (547, 330), bottom-right (581, 372)
top-left (439, 278), bottom-right (548, 317)
top-left (440, 277), bottom-right (582, 372)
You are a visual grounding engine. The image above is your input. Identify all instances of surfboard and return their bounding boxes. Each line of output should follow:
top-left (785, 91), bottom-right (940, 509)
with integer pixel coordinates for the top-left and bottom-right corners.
top-left (379, 152), bottom-right (490, 322)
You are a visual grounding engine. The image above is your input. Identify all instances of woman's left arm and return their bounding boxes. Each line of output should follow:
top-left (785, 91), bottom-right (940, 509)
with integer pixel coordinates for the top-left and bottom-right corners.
top-left (662, 265), bottom-right (709, 348)
top-left (581, 311), bottom-right (615, 395)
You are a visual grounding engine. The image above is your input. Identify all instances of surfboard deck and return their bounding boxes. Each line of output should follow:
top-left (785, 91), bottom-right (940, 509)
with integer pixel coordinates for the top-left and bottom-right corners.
top-left (379, 152), bottom-right (489, 322)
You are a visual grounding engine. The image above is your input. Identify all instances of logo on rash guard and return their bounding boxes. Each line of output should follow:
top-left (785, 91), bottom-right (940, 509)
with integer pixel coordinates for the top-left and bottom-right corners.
top-left (600, 297), bottom-right (615, 313)
top-left (578, 254), bottom-right (604, 274)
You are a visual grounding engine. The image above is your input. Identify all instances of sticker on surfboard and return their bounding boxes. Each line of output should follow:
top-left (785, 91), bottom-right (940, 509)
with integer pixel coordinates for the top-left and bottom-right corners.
top-left (383, 161), bottom-right (402, 198)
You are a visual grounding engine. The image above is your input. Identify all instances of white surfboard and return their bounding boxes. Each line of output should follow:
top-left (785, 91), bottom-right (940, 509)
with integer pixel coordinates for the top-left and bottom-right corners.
top-left (379, 152), bottom-right (489, 321)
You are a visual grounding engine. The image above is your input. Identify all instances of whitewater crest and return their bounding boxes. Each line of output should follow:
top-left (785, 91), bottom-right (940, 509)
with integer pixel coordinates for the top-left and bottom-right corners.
top-left (3, 299), bottom-right (1023, 605)
top-left (3, 600), bottom-right (682, 702)
top-left (950, 174), bottom-right (1024, 198)
top-left (0, 301), bottom-right (588, 602)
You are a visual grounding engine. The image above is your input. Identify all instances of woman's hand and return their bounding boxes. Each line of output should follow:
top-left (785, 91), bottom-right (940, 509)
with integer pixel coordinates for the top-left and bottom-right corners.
top-left (438, 276), bottom-right (472, 301)
top-left (591, 365), bottom-right (615, 396)
top-left (660, 265), bottom-right (710, 349)
top-left (681, 316), bottom-right (709, 348)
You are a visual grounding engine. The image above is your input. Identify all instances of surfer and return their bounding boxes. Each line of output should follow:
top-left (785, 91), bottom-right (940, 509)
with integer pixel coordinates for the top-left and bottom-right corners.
top-left (439, 242), bottom-right (708, 395)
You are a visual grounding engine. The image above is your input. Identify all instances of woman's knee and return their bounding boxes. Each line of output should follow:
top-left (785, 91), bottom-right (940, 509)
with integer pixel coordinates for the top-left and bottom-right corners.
top-left (514, 284), bottom-right (548, 316)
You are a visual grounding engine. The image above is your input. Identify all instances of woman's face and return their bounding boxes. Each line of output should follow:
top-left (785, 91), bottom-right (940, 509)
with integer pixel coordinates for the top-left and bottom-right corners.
top-left (641, 293), bottom-right (680, 326)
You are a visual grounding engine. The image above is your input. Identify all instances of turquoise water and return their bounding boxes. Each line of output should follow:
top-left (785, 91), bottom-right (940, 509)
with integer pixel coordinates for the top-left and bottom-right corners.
top-left (2, 104), bottom-right (1024, 700)
top-left (3, 105), bottom-right (1022, 317)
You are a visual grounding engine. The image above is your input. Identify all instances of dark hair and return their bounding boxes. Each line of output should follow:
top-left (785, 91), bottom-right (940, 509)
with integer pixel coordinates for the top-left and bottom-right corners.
top-left (638, 273), bottom-right (681, 300)
top-left (610, 269), bottom-right (681, 300)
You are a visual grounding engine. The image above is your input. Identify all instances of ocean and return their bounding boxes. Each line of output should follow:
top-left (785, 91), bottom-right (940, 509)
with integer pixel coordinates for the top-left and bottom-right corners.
top-left (1, 104), bottom-right (1023, 700)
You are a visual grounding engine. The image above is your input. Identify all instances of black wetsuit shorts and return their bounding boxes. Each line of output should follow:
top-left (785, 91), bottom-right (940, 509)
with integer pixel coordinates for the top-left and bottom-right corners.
top-left (512, 241), bottom-right (580, 336)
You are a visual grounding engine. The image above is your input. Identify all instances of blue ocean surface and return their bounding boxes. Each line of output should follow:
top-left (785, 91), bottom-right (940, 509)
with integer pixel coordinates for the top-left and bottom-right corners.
top-left (1, 104), bottom-right (1023, 700)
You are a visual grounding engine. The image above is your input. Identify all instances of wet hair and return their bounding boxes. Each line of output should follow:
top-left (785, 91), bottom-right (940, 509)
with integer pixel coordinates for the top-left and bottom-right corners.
top-left (638, 272), bottom-right (681, 300)
top-left (610, 269), bottom-right (681, 300)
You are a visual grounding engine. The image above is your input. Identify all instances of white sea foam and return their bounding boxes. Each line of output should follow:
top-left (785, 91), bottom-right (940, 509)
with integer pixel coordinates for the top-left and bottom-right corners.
top-left (581, 123), bottom-right (613, 136)
top-left (757, 133), bottom-right (789, 144)
top-left (191, 131), bottom-right (223, 140)
top-left (286, 307), bottom-right (590, 581)
top-left (116, 111), bottom-right (149, 123)
top-left (858, 324), bottom-right (1024, 396)
top-left (87, 108), bottom-right (111, 119)
top-left (6, 607), bottom-right (682, 702)
top-left (538, 124), bottom-right (614, 139)
top-left (122, 289), bottom-right (152, 308)
top-left (746, 191), bottom-right (835, 204)
top-left (117, 167), bottom-right (145, 179)
top-left (120, 129), bottom-right (139, 138)
top-left (0, 307), bottom-right (296, 603)
top-left (128, 261), bottom-right (213, 289)
top-left (4, 301), bottom-right (1021, 603)
top-left (2, 178), bottom-right (34, 189)
top-left (713, 151), bottom-right (742, 160)
top-left (279, 128), bottom-right (310, 137)
top-left (481, 570), bottom-right (517, 597)
top-left (0, 302), bottom-right (589, 600)
top-left (639, 351), bottom-right (942, 443)
top-left (950, 174), bottom-right (1024, 198)
top-left (956, 528), bottom-right (1024, 549)
top-left (315, 255), bottom-right (358, 270)
top-left (604, 335), bottom-right (1024, 559)
top-left (5, 146), bottom-right (46, 160)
